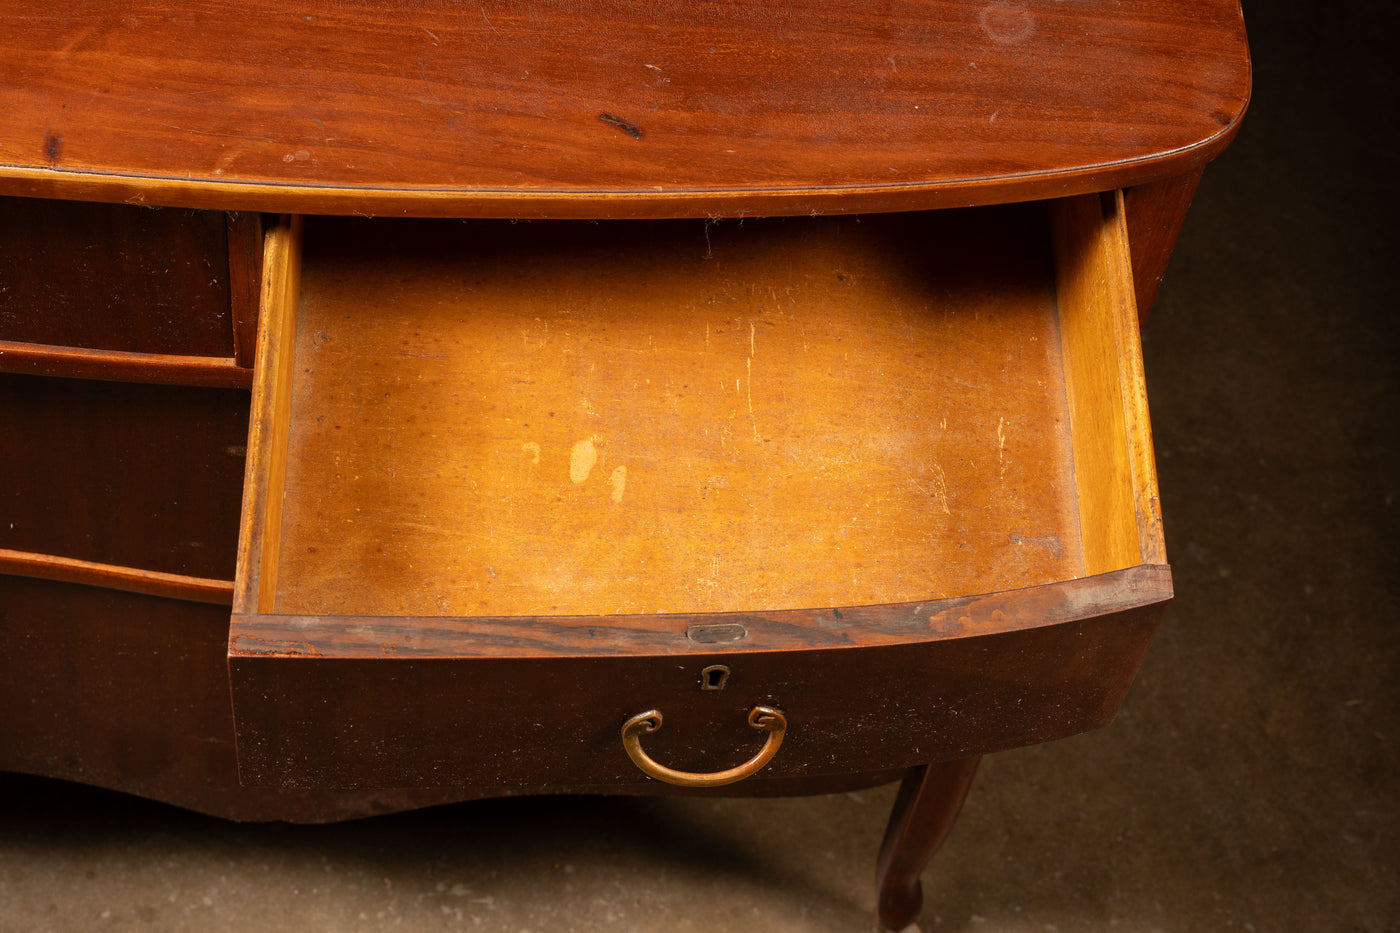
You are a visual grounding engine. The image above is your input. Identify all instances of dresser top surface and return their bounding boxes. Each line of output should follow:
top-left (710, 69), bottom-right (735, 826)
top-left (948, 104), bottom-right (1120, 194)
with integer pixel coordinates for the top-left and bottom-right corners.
top-left (0, 0), bottom-right (1249, 217)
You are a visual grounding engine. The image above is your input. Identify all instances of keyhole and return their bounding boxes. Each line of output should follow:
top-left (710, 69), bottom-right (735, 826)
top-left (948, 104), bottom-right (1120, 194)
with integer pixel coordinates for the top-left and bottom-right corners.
top-left (700, 664), bottom-right (730, 691)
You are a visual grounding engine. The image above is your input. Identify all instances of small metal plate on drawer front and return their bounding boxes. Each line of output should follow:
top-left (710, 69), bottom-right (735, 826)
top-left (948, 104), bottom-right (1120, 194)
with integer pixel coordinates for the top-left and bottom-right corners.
top-left (686, 623), bottom-right (747, 644)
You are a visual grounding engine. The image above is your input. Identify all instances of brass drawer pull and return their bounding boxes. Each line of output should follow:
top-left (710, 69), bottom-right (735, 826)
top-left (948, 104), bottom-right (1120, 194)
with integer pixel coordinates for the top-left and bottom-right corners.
top-left (620, 706), bottom-right (787, 788)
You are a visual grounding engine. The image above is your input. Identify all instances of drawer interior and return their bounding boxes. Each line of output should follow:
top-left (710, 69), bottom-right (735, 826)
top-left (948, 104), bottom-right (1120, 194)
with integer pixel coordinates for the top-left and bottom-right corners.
top-left (238, 195), bottom-right (1159, 621)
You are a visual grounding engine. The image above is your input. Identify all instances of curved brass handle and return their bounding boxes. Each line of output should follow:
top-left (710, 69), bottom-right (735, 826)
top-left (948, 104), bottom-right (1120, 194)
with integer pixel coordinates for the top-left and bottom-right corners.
top-left (620, 706), bottom-right (787, 788)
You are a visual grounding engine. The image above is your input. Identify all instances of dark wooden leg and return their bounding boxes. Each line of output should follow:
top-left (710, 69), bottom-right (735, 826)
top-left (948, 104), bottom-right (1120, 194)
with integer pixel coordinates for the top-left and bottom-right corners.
top-left (875, 756), bottom-right (982, 931)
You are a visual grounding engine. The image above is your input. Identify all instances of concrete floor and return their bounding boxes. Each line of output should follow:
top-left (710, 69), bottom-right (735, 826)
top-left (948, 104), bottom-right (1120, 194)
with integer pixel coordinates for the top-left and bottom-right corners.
top-left (2, 2), bottom-right (1396, 931)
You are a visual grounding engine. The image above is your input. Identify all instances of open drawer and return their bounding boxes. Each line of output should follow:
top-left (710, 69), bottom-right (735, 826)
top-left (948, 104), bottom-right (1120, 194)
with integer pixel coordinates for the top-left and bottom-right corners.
top-left (229, 193), bottom-right (1171, 790)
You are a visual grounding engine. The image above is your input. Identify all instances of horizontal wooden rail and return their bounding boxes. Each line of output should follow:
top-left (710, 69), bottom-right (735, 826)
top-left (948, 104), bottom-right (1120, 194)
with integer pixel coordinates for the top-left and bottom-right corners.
top-left (0, 548), bottom-right (235, 606)
top-left (0, 340), bottom-right (253, 388)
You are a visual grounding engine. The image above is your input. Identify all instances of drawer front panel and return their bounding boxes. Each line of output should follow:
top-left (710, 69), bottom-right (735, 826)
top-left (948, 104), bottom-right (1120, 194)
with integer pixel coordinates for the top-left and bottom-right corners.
top-left (0, 373), bottom-right (248, 579)
top-left (229, 603), bottom-right (1162, 789)
top-left (0, 197), bottom-right (233, 356)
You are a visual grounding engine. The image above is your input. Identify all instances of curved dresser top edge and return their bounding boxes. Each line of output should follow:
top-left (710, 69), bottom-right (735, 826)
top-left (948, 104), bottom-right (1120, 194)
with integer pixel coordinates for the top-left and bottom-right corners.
top-left (0, 0), bottom-right (1251, 217)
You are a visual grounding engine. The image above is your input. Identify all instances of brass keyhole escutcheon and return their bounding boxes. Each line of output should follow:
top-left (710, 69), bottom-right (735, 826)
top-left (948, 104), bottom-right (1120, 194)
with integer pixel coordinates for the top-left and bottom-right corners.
top-left (700, 664), bottom-right (730, 691)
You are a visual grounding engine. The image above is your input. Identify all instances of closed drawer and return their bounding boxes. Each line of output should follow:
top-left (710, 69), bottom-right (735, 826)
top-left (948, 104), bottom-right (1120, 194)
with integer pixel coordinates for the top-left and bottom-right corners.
top-left (0, 197), bottom-right (235, 356)
top-left (230, 194), bottom-right (1171, 789)
top-left (0, 373), bottom-right (248, 580)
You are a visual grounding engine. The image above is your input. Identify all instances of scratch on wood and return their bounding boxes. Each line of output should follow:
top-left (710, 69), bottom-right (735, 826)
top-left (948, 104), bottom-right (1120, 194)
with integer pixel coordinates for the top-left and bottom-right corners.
top-left (1007, 532), bottom-right (1066, 557)
top-left (228, 634), bottom-right (323, 657)
top-left (161, 123), bottom-right (276, 143)
top-left (931, 463), bottom-right (951, 516)
top-left (418, 61), bottom-right (441, 104)
top-left (746, 322), bottom-right (760, 441)
top-left (599, 112), bottom-right (643, 140)
top-left (746, 356), bottom-right (758, 440)
top-left (997, 416), bottom-right (1007, 480)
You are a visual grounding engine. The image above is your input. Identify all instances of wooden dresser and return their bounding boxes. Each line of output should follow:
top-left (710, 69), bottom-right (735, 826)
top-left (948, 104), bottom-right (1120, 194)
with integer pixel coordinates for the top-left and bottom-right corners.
top-left (0, 3), bottom-right (1250, 928)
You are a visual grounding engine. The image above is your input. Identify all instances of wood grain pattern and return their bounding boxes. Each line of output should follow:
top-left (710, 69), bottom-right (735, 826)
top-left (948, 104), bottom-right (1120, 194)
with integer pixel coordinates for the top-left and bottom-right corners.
top-left (0, 196), bottom-right (234, 353)
top-left (1, 575), bottom-right (909, 821)
top-left (267, 206), bottom-right (1081, 618)
top-left (1124, 170), bottom-right (1204, 321)
top-left (1111, 188), bottom-right (1168, 567)
top-left (0, 1), bottom-right (1249, 217)
top-left (0, 339), bottom-right (251, 387)
top-left (229, 594), bottom-right (1167, 788)
top-left (231, 564), bottom-right (1172, 661)
top-left (1050, 192), bottom-right (1162, 573)
top-left (234, 215), bottom-right (302, 614)
top-left (0, 372), bottom-right (249, 579)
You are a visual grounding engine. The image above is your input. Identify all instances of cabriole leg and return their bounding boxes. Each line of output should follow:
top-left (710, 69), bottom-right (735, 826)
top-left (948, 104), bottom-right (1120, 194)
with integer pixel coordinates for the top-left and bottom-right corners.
top-left (875, 756), bottom-right (982, 931)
